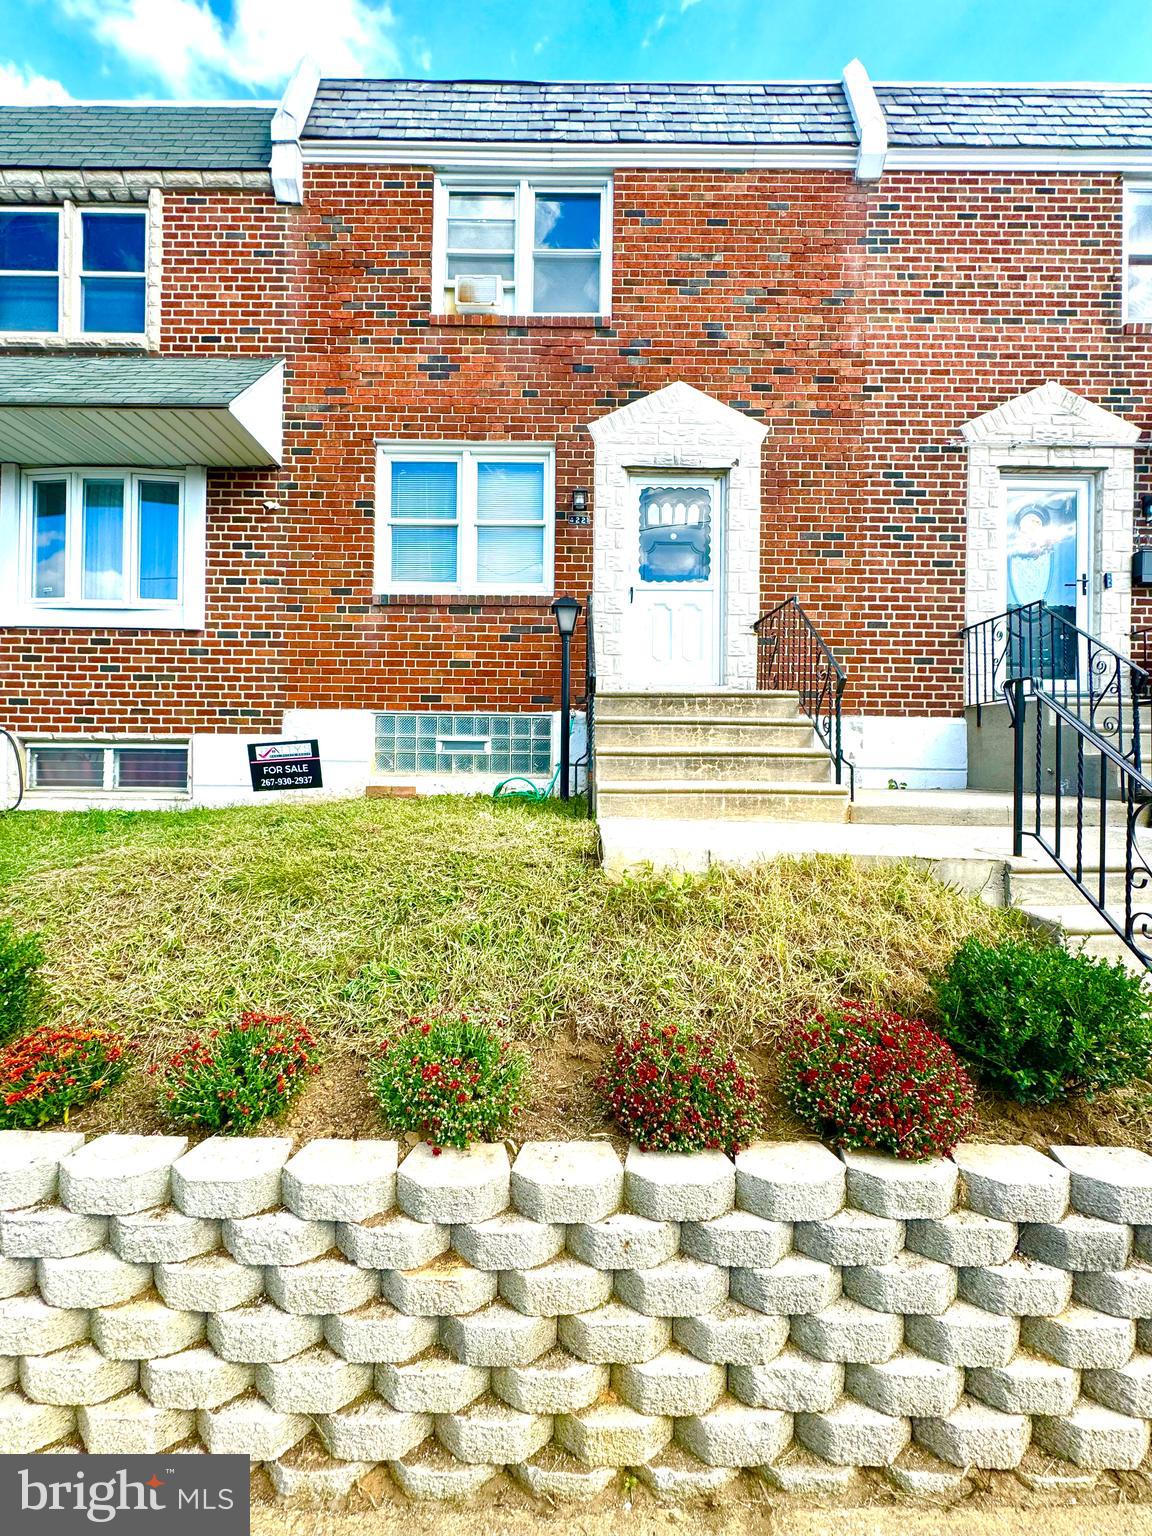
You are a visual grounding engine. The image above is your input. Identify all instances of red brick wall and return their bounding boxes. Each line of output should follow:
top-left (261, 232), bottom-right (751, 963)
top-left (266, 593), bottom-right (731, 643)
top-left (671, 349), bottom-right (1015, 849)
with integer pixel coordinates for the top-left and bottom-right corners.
top-left (2, 166), bottom-right (1149, 737)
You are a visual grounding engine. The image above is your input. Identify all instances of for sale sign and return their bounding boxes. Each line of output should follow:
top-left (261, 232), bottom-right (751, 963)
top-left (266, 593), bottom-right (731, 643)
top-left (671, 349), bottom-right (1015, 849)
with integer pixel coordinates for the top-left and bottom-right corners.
top-left (247, 738), bottom-right (323, 792)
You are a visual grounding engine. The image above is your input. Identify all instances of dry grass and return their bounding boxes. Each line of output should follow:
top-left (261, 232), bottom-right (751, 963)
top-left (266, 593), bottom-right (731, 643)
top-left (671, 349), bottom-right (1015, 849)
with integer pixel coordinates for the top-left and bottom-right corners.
top-left (4, 792), bottom-right (1143, 1146)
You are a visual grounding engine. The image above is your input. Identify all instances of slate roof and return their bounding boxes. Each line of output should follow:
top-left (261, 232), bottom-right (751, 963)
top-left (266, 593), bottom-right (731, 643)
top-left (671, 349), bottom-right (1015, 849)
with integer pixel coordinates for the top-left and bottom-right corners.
top-left (302, 77), bottom-right (1152, 152)
top-left (0, 356), bottom-right (281, 407)
top-left (878, 83), bottom-right (1152, 149)
top-left (303, 80), bottom-right (857, 145)
top-left (0, 106), bottom-right (274, 169)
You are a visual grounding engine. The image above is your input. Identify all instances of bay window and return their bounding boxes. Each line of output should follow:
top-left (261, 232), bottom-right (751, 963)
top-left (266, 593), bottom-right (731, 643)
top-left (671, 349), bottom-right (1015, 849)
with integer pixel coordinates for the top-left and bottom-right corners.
top-left (0, 203), bottom-right (148, 339)
top-left (377, 446), bottom-right (553, 594)
top-left (5, 466), bottom-right (205, 628)
top-left (434, 176), bottom-right (610, 316)
top-left (1128, 184), bottom-right (1152, 323)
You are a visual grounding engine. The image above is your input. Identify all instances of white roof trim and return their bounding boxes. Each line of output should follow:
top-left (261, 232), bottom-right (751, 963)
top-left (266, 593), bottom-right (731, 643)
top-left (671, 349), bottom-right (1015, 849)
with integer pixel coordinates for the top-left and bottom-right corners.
top-left (301, 140), bottom-right (858, 170)
top-left (271, 56), bottom-right (321, 204)
top-left (842, 58), bottom-right (888, 181)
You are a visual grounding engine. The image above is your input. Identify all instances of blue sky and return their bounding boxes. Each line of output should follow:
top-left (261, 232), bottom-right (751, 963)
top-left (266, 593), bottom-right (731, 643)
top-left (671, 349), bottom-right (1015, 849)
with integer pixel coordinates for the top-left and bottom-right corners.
top-left (0, 0), bottom-right (1149, 103)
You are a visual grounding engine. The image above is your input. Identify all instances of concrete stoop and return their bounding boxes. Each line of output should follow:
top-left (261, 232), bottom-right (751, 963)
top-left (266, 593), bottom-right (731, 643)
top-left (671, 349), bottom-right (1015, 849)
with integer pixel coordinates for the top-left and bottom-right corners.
top-left (594, 692), bottom-right (850, 824)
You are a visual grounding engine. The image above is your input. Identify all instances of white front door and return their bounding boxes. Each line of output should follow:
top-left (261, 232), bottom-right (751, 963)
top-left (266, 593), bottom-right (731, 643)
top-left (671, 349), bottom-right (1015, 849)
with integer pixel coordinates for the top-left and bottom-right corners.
top-left (622, 473), bottom-right (724, 689)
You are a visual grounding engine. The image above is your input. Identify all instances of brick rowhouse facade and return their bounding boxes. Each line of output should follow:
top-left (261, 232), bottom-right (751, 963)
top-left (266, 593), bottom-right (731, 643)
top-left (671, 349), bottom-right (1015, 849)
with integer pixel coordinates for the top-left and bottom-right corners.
top-left (2, 79), bottom-right (1151, 803)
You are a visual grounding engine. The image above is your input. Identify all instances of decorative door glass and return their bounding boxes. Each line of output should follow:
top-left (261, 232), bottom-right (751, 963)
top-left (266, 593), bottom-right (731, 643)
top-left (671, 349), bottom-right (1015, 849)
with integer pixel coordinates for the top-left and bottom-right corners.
top-left (1005, 479), bottom-right (1087, 680)
top-left (638, 484), bottom-right (712, 583)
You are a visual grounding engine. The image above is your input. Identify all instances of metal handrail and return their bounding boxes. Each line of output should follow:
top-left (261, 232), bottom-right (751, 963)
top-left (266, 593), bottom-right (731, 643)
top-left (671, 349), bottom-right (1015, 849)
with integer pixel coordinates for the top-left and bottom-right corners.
top-left (583, 591), bottom-right (596, 818)
top-left (753, 596), bottom-right (854, 797)
top-left (1009, 673), bottom-right (1152, 970)
top-left (963, 601), bottom-right (1150, 770)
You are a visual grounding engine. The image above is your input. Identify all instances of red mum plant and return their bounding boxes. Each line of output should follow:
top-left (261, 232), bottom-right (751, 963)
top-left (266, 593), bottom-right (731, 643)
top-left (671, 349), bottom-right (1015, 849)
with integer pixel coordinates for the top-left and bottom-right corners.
top-left (780, 1001), bottom-right (975, 1160)
top-left (371, 1015), bottom-right (528, 1151)
top-left (154, 1012), bottom-right (320, 1134)
top-left (0, 1025), bottom-right (130, 1129)
top-left (596, 1023), bottom-right (764, 1155)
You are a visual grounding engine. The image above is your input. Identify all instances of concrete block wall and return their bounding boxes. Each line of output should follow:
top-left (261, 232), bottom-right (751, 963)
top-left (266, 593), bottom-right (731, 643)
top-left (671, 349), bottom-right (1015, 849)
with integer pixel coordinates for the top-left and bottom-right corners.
top-left (3, 1131), bottom-right (1152, 1502)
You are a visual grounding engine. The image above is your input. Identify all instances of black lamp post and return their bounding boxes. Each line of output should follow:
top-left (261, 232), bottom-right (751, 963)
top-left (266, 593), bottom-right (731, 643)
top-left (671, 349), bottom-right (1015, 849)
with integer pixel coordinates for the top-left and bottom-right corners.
top-left (551, 595), bottom-right (581, 801)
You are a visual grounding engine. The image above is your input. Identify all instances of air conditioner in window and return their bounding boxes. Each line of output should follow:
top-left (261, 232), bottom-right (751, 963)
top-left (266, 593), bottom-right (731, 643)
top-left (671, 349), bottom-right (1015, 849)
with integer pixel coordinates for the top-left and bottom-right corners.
top-left (453, 274), bottom-right (503, 312)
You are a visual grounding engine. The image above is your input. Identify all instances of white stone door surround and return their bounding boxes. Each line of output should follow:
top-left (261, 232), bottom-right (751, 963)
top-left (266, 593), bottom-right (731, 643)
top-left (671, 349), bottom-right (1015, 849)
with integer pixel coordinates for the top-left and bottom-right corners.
top-left (588, 382), bottom-right (768, 692)
top-left (962, 381), bottom-right (1141, 656)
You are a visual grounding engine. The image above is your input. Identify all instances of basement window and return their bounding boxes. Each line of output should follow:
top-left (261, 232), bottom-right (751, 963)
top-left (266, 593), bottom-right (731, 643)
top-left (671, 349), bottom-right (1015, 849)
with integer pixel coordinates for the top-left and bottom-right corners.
top-left (26, 742), bottom-right (189, 794)
top-left (375, 713), bottom-right (552, 776)
top-left (1128, 184), bottom-right (1152, 322)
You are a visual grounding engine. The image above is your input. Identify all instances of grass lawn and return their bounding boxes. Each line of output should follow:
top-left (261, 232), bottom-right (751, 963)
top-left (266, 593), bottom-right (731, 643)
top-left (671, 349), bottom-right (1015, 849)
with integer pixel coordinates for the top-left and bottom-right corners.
top-left (2, 793), bottom-right (1149, 1147)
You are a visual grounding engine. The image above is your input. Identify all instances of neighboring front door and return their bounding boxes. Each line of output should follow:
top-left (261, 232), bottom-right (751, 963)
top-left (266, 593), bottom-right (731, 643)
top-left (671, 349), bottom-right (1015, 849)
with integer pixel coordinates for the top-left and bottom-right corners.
top-left (623, 473), bottom-right (724, 689)
top-left (1005, 475), bottom-right (1093, 678)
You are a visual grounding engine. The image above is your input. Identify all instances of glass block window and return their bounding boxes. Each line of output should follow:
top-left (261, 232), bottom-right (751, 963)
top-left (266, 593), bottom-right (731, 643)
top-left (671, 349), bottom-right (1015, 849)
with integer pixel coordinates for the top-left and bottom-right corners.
top-left (375, 713), bottom-right (552, 776)
top-left (27, 742), bottom-right (189, 793)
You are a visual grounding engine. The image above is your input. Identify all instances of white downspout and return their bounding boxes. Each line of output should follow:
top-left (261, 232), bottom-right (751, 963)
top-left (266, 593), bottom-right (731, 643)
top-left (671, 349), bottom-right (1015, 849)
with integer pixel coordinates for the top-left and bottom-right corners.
top-left (271, 56), bottom-right (321, 205)
top-left (842, 58), bottom-right (888, 183)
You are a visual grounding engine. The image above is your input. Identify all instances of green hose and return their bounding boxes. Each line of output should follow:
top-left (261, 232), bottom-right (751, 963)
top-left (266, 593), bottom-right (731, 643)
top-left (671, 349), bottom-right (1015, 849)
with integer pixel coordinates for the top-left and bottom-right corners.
top-left (492, 764), bottom-right (561, 801)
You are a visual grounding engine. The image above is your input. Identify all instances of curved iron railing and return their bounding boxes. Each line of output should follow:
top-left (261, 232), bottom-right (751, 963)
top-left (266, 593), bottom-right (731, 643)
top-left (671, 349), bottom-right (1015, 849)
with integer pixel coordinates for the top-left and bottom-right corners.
top-left (0, 728), bottom-right (22, 813)
top-left (963, 601), bottom-right (1150, 771)
top-left (753, 596), bottom-right (854, 795)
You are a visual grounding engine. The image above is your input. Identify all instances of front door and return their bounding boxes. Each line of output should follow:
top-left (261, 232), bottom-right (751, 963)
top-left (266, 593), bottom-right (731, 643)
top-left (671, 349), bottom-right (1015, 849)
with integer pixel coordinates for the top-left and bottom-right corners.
top-left (623, 473), bottom-right (724, 689)
top-left (1005, 475), bottom-right (1093, 678)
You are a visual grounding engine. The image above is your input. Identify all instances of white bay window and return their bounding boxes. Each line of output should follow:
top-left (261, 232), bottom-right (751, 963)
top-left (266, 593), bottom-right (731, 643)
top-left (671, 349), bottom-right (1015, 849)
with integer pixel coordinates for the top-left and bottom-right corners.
top-left (434, 176), bottom-right (610, 317)
top-left (0, 464), bottom-right (205, 628)
top-left (376, 445), bottom-right (554, 594)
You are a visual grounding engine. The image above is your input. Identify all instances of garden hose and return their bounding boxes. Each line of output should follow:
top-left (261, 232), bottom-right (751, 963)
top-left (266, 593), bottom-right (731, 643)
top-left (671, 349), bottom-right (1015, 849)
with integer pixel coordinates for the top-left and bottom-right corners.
top-left (492, 764), bottom-right (561, 801)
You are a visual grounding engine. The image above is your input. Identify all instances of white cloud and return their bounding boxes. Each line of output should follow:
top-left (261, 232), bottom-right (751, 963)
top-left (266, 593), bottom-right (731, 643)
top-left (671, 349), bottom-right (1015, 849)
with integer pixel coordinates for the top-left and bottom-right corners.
top-left (61, 0), bottom-right (400, 96)
top-left (0, 61), bottom-right (72, 103)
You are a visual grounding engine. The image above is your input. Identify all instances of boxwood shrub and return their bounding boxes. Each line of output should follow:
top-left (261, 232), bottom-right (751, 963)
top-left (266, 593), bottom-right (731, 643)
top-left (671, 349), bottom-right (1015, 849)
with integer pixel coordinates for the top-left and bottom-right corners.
top-left (0, 921), bottom-right (47, 1045)
top-left (933, 935), bottom-right (1152, 1104)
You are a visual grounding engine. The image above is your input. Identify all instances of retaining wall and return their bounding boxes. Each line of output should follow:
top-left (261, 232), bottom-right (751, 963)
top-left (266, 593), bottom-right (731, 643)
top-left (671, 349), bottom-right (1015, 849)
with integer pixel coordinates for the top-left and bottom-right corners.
top-left (2, 1130), bottom-right (1152, 1501)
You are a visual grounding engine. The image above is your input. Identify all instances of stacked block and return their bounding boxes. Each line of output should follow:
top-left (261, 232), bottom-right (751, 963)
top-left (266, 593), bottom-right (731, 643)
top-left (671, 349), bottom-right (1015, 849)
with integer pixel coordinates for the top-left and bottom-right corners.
top-left (1, 1132), bottom-right (1151, 1499)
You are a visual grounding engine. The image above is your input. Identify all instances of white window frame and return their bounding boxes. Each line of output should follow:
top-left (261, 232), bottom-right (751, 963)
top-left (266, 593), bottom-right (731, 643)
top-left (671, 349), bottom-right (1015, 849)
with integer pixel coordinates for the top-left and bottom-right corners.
top-left (432, 173), bottom-right (612, 318)
top-left (0, 462), bottom-right (206, 629)
top-left (374, 443), bottom-right (555, 596)
top-left (1125, 180), bottom-right (1152, 324)
top-left (23, 739), bottom-right (191, 799)
top-left (0, 200), bottom-right (152, 344)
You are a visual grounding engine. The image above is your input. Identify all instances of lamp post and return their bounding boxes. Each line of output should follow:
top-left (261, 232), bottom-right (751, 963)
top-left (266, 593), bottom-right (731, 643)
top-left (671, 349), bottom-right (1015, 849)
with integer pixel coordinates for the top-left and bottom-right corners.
top-left (551, 594), bottom-right (581, 801)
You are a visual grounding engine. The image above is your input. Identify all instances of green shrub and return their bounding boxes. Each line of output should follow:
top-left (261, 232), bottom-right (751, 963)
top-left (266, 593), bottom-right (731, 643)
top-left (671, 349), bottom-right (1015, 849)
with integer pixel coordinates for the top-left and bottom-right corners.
top-left (371, 1015), bottom-right (527, 1149)
top-left (933, 936), bottom-right (1152, 1104)
top-left (154, 1013), bottom-right (320, 1133)
top-left (0, 1026), bottom-right (130, 1128)
top-left (0, 921), bottom-right (47, 1044)
top-left (595, 1023), bottom-right (765, 1155)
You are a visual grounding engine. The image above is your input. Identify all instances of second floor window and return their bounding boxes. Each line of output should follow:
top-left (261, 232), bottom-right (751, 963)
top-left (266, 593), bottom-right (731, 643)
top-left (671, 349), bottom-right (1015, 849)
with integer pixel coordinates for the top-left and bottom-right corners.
top-left (434, 177), bottom-right (609, 317)
top-left (1129, 185), bottom-right (1152, 323)
top-left (0, 205), bottom-right (147, 338)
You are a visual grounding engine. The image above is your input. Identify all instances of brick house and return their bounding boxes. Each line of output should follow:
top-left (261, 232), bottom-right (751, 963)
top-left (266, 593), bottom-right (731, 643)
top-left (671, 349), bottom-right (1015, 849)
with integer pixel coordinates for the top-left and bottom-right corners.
top-left (1, 64), bottom-right (1150, 810)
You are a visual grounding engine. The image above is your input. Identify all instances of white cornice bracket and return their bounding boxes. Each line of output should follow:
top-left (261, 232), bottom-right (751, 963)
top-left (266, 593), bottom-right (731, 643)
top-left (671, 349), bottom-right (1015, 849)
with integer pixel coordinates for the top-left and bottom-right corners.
top-left (271, 55), bottom-right (321, 204)
top-left (842, 58), bottom-right (888, 182)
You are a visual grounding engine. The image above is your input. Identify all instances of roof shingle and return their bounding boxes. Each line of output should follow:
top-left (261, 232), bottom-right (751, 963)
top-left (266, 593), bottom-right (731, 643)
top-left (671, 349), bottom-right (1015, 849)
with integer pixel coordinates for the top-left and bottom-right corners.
top-left (0, 106), bottom-right (274, 169)
top-left (0, 355), bottom-right (280, 408)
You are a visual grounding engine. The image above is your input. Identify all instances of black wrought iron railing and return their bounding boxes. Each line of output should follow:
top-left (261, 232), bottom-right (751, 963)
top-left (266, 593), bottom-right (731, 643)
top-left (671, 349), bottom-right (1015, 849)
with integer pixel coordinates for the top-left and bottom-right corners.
top-left (753, 597), bottom-right (854, 796)
top-left (963, 601), bottom-right (1150, 770)
top-left (1008, 672), bottom-right (1152, 969)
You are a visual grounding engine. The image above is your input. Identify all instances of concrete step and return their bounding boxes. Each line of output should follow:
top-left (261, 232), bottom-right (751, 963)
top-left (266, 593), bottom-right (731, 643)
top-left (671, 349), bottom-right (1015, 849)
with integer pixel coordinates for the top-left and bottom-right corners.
top-left (850, 790), bottom-right (1130, 829)
top-left (596, 690), bottom-right (801, 721)
top-left (1015, 904), bottom-right (1148, 974)
top-left (596, 746), bottom-right (833, 786)
top-left (596, 781), bottom-right (850, 822)
top-left (595, 717), bottom-right (815, 751)
top-left (1008, 865), bottom-right (1130, 906)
